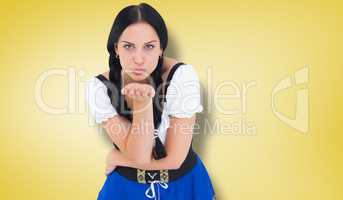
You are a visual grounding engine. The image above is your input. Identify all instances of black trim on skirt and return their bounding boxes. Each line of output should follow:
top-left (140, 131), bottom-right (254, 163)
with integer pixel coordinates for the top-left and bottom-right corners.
top-left (113, 147), bottom-right (198, 183)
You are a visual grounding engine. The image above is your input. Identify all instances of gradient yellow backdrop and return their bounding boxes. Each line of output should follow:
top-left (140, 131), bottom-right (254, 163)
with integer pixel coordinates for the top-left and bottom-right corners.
top-left (1, 0), bottom-right (342, 199)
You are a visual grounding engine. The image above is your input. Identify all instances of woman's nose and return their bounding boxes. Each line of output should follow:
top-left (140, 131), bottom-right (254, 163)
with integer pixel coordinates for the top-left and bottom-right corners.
top-left (133, 51), bottom-right (144, 64)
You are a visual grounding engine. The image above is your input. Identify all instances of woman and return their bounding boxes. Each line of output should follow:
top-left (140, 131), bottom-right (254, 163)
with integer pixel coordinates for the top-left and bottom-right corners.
top-left (85, 3), bottom-right (216, 199)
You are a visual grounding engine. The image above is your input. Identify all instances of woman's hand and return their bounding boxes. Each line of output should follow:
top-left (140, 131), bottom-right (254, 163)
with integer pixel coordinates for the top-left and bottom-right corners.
top-left (105, 148), bottom-right (119, 176)
top-left (121, 83), bottom-right (155, 102)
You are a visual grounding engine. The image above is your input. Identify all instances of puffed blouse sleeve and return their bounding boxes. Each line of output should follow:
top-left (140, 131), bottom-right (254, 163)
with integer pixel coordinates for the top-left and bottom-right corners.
top-left (165, 64), bottom-right (204, 118)
top-left (85, 77), bottom-right (118, 124)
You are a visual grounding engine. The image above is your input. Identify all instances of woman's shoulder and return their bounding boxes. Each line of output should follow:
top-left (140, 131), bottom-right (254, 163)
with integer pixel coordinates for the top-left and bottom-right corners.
top-left (101, 71), bottom-right (110, 80)
top-left (163, 56), bottom-right (179, 69)
top-left (162, 57), bottom-right (198, 81)
top-left (84, 74), bottom-right (118, 124)
top-left (161, 56), bottom-right (179, 80)
top-left (164, 60), bottom-right (203, 118)
top-left (168, 63), bottom-right (199, 84)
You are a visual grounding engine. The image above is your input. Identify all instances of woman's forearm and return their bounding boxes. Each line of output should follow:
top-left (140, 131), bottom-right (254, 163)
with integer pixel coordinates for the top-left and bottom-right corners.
top-left (114, 149), bottom-right (180, 170)
top-left (125, 99), bottom-right (155, 164)
top-left (103, 116), bottom-right (131, 151)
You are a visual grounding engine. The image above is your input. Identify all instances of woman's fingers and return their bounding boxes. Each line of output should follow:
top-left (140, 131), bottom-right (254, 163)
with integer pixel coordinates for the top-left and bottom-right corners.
top-left (135, 88), bottom-right (142, 97)
top-left (148, 87), bottom-right (155, 97)
top-left (122, 83), bottom-right (155, 99)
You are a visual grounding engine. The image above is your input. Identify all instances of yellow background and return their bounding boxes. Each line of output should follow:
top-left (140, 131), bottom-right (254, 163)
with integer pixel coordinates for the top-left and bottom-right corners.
top-left (1, 0), bottom-right (342, 199)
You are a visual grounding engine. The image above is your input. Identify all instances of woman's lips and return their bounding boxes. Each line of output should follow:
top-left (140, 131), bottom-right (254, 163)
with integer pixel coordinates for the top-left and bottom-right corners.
top-left (131, 68), bottom-right (146, 75)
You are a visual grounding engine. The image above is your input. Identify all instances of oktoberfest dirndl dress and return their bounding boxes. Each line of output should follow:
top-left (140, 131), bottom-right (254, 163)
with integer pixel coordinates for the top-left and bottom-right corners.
top-left (85, 63), bottom-right (216, 200)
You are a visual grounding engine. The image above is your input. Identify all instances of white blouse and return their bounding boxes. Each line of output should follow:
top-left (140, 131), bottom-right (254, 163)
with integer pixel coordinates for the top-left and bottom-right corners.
top-left (85, 63), bottom-right (203, 145)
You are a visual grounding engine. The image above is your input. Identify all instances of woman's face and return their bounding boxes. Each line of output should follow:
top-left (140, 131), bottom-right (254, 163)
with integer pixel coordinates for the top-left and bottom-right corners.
top-left (115, 21), bottom-right (163, 81)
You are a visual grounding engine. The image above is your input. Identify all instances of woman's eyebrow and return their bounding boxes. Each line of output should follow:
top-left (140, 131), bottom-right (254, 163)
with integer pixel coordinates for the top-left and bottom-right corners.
top-left (121, 41), bottom-right (134, 44)
top-left (145, 40), bottom-right (158, 44)
top-left (120, 40), bottom-right (158, 44)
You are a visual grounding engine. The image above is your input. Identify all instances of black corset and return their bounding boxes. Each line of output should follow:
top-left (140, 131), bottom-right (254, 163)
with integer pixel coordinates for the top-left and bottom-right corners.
top-left (95, 62), bottom-right (185, 160)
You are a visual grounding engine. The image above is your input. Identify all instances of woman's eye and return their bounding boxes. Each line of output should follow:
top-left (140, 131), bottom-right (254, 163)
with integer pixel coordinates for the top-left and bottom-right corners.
top-left (123, 44), bottom-right (133, 49)
top-left (144, 44), bottom-right (155, 49)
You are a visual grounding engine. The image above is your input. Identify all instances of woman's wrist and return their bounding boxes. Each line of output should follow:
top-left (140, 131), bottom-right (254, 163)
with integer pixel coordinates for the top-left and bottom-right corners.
top-left (132, 98), bottom-right (153, 113)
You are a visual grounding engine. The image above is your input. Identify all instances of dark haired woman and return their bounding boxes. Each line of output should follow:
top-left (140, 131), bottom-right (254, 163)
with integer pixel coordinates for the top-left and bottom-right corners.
top-left (85, 3), bottom-right (215, 199)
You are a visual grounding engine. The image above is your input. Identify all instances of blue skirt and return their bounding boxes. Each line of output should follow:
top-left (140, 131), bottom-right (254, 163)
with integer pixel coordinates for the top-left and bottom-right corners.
top-left (97, 155), bottom-right (216, 200)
